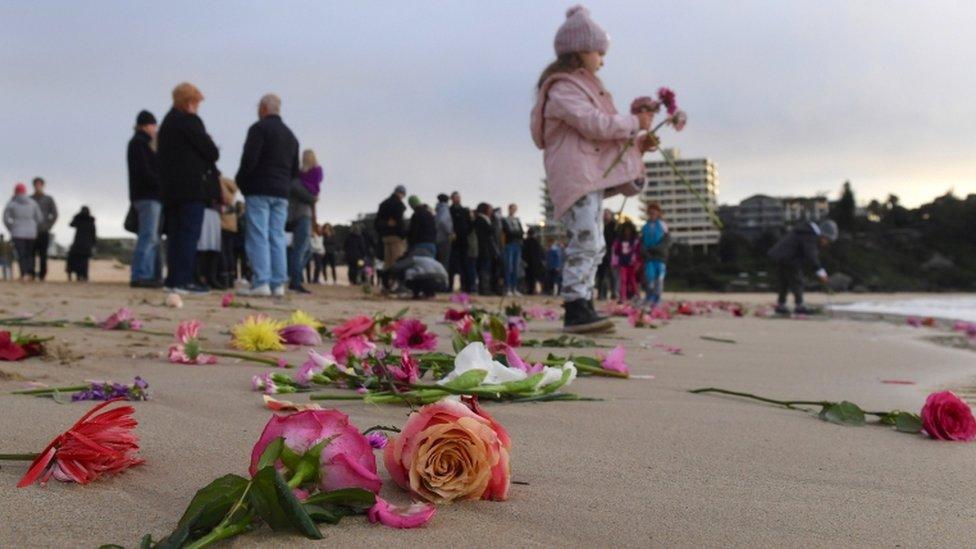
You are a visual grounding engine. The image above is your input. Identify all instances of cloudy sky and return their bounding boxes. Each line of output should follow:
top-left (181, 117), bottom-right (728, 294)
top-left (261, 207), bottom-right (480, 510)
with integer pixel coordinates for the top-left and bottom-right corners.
top-left (1, 0), bottom-right (974, 242)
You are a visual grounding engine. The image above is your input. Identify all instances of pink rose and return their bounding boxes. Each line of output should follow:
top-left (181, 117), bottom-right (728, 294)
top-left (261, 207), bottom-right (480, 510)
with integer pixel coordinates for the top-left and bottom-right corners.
top-left (384, 398), bottom-right (510, 503)
top-left (443, 308), bottom-right (468, 321)
top-left (920, 391), bottom-right (976, 441)
top-left (249, 409), bottom-right (382, 493)
top-left (221, 292), bottom-right (234, 307)
top-left (332, 315), bottom-right (375, 340)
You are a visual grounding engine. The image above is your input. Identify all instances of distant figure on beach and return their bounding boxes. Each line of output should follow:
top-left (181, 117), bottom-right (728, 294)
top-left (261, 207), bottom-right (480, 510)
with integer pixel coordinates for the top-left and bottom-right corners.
top-left (502, 203), bottom-right (524, 296)
top-left (127, 109), bottom-right (163, 288)
top-left (612, 219), bottom-right (640, 303)
top-left (544, 238), bottom-right (564, 296)
top-left (473, 202), bottom-right (497, 296)
top-left (768, 219), bottom-right (839, 315)
top-left (434, 193), bottom-right (453, 271)
top-left (375, 184), bottom-right (408, 289)
top-left (287, 149), bottom-right (322, 294)
top-left (158, 82), bottom-right (220, 294)
top-left (236, 93), bottom-right (300, 297)
top-left (218, 178), bottom-right (241, 288)
top-left (389, 247), bottom-right (448, 299)
top-left (448, 192), bottom-right (473, 292)
top-left (319, 223), bottom-right (338, 284)
top-left (3, 183), bottom-right (43, 280)
top-left (344, 223), bottom-right (368, 285)
top-left (30, 177), bottom-right (57, 281)
top-left (641, 201), bottom-right (670, 306)
top-left (0, 234), bottom-right (13, 280)
top-left (522, 226), bottom-right (545, 295)
top-left (406, 195), bottom-right (437, 257)
top-left (530, 5), bottom-right (657, 332)
top-left (596, 209), bottom-right (618, 300)
top-left (67, 206), bottom-right (96, 281)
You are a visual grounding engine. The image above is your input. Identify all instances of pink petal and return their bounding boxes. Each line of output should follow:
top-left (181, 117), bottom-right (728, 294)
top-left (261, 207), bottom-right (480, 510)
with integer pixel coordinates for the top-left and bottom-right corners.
top-left (368, 496), bottom-right (436, 529)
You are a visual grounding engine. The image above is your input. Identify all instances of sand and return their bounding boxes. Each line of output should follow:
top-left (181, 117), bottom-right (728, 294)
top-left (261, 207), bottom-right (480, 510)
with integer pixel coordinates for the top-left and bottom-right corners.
top-left (0, 281), bottom-right (974, 548)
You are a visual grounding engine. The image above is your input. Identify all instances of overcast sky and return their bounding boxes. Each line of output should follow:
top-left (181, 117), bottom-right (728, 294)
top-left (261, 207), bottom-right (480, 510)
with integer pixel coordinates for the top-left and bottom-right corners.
top-left (1, 0), bottom-right (974, 242)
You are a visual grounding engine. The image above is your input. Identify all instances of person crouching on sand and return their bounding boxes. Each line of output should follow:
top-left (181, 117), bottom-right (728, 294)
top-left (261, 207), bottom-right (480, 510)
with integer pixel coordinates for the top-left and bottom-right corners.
top-left (767, 218), bottom-right (838, 315)
top-left (530, 5), bottom-right (659, 333)
top-left (641, 201), bottom-right (670, 306)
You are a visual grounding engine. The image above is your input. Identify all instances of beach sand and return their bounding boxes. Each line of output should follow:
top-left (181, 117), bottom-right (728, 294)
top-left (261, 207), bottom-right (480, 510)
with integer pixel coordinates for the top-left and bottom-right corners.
top-left (0, 280), bottom-right (974, 548)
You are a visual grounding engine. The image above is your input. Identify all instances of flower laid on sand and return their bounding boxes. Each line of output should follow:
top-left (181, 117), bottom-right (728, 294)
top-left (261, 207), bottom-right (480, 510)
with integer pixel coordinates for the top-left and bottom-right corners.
top-left (1, 399), bottom-right (144, 487)
top-left (332, 315), bottom-right (376, 341)
top-left (366, 432), bottom-right (389, 450)
top-left (449, 293), bottom-right (471, 306)
top-left (288, 310), bottom-right (325, 332)
top-left (384, 397), bottom-right (510, 503)
top-left (523, 305), bottom-right (559, 321)
top-left (690, 387), bottom-right (976, 442)
top-left (392, 319), bottom-right (437, 351)
top-left (72, 377), bottom-right (149, 402)
top-left (168, 320), bottom-right (217, 365)
top-left (332, 335), bottom-right (377, 365)
top-left (279, 324), bottom-right (323, 346)
top-left (596, 345), bottom-right (629, 375)
top-left (0, 330), bottom-right (47, 361)
top-left (367, 496), bottom-right (436, 529)
top-left (99, 308), bottom-right (143, 331)
top-left (385, 351), bottom-right (421, 386)
top-left (221, 292), bottom-right (235, 307)
top-left (164, 293), bottom-right (183, 309)
top-left (232, 315), bottom-right (285, 352)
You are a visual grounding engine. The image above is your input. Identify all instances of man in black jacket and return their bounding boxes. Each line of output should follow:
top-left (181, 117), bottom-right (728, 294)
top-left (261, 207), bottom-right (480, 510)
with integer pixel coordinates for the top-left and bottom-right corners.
top-left (236, 93), bottom-right (300, 297)
top-left (157, 82), bottom-right (220, 294)
top-left (768, 219), bottom-right (838, 314)
top-left (127, 110), bottom-right (163, 288)
top-left (406, 195), bottom-right (437, 256)
top-left (374, 185), bottom-right (407, 289)
top-left (448, 191), bottom-right (473, 292)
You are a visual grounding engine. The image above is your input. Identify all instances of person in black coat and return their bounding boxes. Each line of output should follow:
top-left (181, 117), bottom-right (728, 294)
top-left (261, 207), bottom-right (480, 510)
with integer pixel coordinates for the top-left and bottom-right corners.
top-left (473, 202), bottom-right (497, 295)
top-left (157, 82), bottom-right (219, 293)
top-left (406, 196), bottom-right (437, 255)
top-left (344, 223), bottom-right (368, 285)
top-left (374, 185), bottom-right (407, 289)
top-left (127, 110), bottom-right (163, 287)
top-left (236, 93), bottom-right (300, 296)
top-left (448, 191), bottom-right (473, 292)
top-left (596, 209), bottom-right (617, 300)
top-left (67, 207), bottom-right (96, 281)
top-left (767, 219), bottom-right (838, 314)
top-left (521, 227), bottom-right (545, 295)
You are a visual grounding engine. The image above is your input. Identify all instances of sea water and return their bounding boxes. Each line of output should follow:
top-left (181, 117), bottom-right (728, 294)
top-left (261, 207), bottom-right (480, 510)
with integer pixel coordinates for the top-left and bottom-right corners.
top-left (829, 296), bottom-right (976, 323)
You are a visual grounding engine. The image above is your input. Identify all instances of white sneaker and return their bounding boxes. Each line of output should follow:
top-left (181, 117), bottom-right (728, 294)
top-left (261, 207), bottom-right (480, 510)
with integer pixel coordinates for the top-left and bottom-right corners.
top-left (505, 290), bottom-right (514, 297)
top-left (514, 290), bottom-right (523, 297)
top-left (240, 284), bottom-right (271, 297)
top-left (272, 285), bottom-right (286, 297)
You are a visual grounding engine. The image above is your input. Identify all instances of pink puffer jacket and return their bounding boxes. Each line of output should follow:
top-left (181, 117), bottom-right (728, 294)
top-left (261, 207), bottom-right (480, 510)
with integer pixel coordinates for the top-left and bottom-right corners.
top-left (530, 68), bottom-right (644, 219)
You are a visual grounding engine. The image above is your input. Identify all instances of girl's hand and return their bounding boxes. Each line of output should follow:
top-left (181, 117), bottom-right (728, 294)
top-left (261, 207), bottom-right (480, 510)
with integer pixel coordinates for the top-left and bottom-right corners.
top-left (639, 133), bottom-right (660, 152)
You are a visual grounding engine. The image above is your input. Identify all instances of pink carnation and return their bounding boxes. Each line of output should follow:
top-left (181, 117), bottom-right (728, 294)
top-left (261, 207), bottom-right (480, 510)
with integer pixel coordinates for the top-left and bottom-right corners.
top-left (657, 87), bottom-right (678, 115)
top-left (386, 351), bottom-right (420, 385)
top-left (100, 308), bottom-right (142, 331)
top-left (597, 345), bottom-right (629, 374)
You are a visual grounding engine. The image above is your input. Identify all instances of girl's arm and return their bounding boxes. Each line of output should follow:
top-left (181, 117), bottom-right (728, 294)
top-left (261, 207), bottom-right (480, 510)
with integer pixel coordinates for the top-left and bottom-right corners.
top-left (547, 81), bottom-right (640, 142)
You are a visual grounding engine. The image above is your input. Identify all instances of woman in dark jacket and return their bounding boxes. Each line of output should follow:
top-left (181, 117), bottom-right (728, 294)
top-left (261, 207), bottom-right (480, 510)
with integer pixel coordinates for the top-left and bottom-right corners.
top-left (521, 227), bottom-right (545, 295)
top-left (343, 224), bottom-right (368, 285)
top-left (67, 207), bottom-right (96, 281)
top-left (473, 203), bottom-right (497, 295)
top-left (157, 82), bottom-right (219, 293)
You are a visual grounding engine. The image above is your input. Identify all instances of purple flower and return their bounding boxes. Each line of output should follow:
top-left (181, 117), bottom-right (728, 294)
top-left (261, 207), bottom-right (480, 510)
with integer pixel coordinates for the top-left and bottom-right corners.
top-left (279, 324), bottom-right (323, 346)
top-left (366, 432), bottom-right (388, 450)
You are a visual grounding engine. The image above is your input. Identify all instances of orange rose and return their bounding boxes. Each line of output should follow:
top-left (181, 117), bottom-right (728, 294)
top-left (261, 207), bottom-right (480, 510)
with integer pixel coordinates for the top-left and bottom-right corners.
top-left (384, 398), bottom-right (510, 503)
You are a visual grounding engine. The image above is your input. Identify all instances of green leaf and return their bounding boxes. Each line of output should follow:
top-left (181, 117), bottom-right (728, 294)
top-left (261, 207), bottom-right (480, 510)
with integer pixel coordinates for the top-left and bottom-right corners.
top-left (138, 534), bottom-right (154, 549)
top-left (488, 316), bottom-right (508, 342)
top-left (303, 487), bottom-right (376, 510)
top-left (499, 373), bottom-right (545, 394)
top-left (302, 503), bottom-right (348, 524)
top-left (572, 356), bottom-right (601, 369)
top-left (392, 307), bottom-right (409, 320)
top-left (451, 332), bottom-right (466, 354)
top-left (818, 401), bottom-right (866, 426)
top-left (176, 474), bottom-right (249, 535)
top-left (279, 444), bottom-right (302, 472)
top-left (248, 466), bottom-right (322, 539)
top-left (256, 437), bottom-right (284, 471)
top-left (440, 369), bottom-right (488, 390)
top-left (894, 412), bottom-right (923, 434)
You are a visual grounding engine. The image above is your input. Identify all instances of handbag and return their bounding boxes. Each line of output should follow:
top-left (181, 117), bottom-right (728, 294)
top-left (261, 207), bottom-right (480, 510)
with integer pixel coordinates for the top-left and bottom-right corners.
top-left (123, 205), bottom-right (139, 234)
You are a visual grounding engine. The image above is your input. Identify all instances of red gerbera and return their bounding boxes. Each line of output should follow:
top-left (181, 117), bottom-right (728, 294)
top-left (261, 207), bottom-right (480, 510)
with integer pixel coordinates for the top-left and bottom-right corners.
top-left (17, 398), bottom-right (144, 487)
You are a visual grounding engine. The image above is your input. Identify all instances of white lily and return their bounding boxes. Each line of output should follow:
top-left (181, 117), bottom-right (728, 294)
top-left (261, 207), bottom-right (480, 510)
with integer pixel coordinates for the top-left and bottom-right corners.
top-left (438, 342), bottom-right (527, 386)
top-left (536, 362), bottom-right (577, 390)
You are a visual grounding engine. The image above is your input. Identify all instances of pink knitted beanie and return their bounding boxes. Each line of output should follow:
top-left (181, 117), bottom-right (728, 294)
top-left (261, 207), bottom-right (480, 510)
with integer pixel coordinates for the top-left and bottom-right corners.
top-left (554, 5), bottom-right (609, 55)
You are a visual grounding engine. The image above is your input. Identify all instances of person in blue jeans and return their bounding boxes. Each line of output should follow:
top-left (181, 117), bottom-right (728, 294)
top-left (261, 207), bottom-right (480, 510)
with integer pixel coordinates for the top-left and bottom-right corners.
top-left (640, 201), bottom-right (670, 306)
top-left (157, 83), bottom-right (219, 294)
top-left (286, 178), bottom-right (316, 293)
top-left (501, 203), bottom-right (524, 296)
top-left (127, 110), bottom-right (162, 287)
top-left (236, 93), bottom-right (300, 297)
top-left (545, 239), bottom-right (564, 296)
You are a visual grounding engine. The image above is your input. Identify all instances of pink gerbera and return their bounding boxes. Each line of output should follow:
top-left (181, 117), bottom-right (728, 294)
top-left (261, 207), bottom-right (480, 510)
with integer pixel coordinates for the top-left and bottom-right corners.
top-left (393, 319), bottom-right (437, 351)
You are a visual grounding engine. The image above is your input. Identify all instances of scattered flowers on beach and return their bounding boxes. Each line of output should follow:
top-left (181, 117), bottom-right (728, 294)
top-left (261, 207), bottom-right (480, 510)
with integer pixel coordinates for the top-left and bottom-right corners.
top-left (385, 397), bottom-right (510, 503)
top-left (72, 377), bottom-right (149, 402)
top-left (168, 320), bottom-right (217, 365)
top-left (288, 310), bottom-right (325, 332)
top-left (232, 315), bottom-right (285, 352)
top-left (99, 308), bottom-right (143, 331)
top-left (332, 315), bottom-right (376, 341)
top-left (0, 330), bottom-right (47, 361)
top-left (7, 398), bottom-right (143, 487)
top-left (221, 292), bottom-right (235, 307)
top-left (523, 305), bottom-right (560, 321)
top-left (597, 345), bottom-right (629, 375)
top-left (332, 335), bottom-right (377, 365)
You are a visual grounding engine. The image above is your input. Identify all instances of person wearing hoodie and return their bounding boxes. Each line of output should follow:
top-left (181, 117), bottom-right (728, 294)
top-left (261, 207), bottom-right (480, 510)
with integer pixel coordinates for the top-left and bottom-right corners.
top-left (67, 206), bottom-right (96, 281)
top-left (530, 6), bottom-right (657, 333)
top-left (767, 218), bottom-right (839, 315)
top-left (3, 183), bottom-right (43, 280)
top-left (434, 193), bottom-right (454, 270)
top-left (406, 195), bottom-right (437, 256)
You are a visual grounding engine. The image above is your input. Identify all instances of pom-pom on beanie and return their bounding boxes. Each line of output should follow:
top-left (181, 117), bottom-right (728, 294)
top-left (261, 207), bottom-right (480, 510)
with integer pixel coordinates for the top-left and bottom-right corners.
top-left (554, 5), bottom-right (609, 56)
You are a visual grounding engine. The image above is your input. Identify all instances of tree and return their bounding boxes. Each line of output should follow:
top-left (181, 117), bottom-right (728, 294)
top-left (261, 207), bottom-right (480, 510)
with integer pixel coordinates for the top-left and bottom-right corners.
top-left (833, 180), bottom-right (856, 230)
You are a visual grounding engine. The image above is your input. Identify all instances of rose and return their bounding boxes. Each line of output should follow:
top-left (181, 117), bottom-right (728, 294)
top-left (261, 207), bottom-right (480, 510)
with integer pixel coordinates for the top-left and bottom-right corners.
top-left (384, 398), bottom-right (510, 503)
top-left (332, 315), bottom-right (375, 340)
top-left (279, 324), bottom-right (323, 346)
top-left (249, 409), bottom-right (382, 493)
top-left (332, 335), bottom-right (376, 365)
top-left (920, 391), bottom-right (976, 441)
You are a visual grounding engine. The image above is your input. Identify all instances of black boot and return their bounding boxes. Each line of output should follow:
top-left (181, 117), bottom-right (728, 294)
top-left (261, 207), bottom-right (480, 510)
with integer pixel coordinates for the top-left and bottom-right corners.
top-left (563, 299), bottom-right (614, 334)
top-left (207, 251), bottom-right (227, 290)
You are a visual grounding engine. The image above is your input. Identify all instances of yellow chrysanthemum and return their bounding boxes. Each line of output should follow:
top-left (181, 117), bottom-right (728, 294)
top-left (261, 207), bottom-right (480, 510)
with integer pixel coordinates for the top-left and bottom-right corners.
top-left (288, 310), bottom-right (323, 331)
top-left (231, 315), bottom-right (285, 352)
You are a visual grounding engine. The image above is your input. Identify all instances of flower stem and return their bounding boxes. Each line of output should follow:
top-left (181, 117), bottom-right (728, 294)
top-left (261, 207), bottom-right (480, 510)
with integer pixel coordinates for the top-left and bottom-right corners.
top-left (204, 350), bottom-right (293, 368)
top-left (12, 385), bottom-right (89, 395)
top-left (659, 149), bottom-right (723, 230)
top-left (183, 517), bottom-right (251, 549)
top-left (0, 453), bottom-right (39, 461)
top-left (689, 387), bottom-right (829, 409)
top-left (308, 393), bottom-right (372, 401)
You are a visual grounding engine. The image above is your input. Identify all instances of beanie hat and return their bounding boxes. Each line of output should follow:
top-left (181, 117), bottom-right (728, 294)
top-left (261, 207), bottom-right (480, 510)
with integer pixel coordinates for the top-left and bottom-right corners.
top-left (14, 183), bottom-right (26, 195)
top-left (818, 219), bottom-right (839, 242)
top-left (136, 110), bottom-right (157, 126)
top-left (394, 184), bottom-right (407, 195)
top-left (554, 5), bottom-right (609, 56)
top-left (408, 195), bottom-right (421, 209)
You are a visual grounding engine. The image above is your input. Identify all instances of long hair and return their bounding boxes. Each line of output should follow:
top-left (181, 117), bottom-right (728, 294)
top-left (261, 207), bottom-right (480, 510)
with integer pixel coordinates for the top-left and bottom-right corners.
top-left (301, 149), bottom-right (318, 172)
top-left (536, 53), bottom-right (583, 90)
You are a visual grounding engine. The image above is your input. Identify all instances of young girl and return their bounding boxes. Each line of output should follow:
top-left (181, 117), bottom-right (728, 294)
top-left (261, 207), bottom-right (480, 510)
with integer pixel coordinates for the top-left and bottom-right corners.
top-left (641, 201), bottom-right (670, 306)
top-left (530, 5), bottom-right (658, 333)
top-left (611, 220), bottom-right (640, 303)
